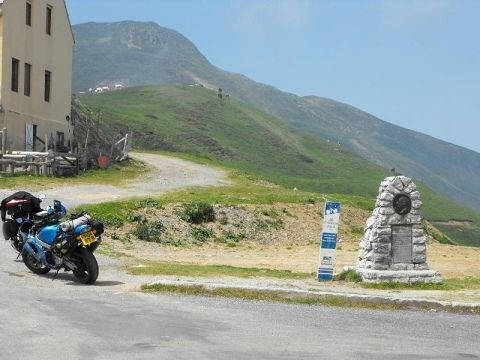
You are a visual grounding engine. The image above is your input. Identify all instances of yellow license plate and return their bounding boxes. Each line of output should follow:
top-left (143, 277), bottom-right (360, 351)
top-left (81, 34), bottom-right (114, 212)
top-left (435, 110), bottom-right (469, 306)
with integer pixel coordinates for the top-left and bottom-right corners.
top-left (79, 231), bottom-right (97, 246)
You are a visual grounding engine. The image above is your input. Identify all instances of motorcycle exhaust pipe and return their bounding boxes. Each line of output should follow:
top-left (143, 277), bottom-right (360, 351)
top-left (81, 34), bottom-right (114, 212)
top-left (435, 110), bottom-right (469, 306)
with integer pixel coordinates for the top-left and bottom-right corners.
top-left (60, 215), bottom-right (91, 232)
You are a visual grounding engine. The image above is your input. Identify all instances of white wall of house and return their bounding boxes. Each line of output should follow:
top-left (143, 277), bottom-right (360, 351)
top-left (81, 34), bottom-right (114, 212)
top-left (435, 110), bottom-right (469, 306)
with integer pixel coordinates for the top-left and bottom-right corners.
top-left (0, 0), bottom-right (74, 151)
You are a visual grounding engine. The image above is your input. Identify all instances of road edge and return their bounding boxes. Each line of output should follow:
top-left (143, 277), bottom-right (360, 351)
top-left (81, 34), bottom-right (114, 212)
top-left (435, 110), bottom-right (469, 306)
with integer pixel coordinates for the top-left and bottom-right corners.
top-left (141, 279), bottom-right (480, 315)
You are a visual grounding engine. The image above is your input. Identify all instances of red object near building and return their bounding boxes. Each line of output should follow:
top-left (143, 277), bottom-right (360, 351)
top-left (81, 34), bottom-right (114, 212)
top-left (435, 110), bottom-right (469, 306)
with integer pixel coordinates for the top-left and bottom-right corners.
top-left (98, 155), bottom-right (109, 169)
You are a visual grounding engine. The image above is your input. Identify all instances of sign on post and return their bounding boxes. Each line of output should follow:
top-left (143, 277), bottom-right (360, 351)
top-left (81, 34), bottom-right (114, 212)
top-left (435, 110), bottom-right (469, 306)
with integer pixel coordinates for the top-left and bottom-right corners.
top-left (317, 202), bottom-right (341, 281)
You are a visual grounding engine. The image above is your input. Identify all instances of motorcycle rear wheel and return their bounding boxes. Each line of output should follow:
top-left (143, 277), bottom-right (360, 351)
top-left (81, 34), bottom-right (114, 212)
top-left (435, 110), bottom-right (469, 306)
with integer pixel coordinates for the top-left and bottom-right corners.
top-left (22, 252), bottom-right (51, 275)
top-left (72, 247), bottom-right (98, 285)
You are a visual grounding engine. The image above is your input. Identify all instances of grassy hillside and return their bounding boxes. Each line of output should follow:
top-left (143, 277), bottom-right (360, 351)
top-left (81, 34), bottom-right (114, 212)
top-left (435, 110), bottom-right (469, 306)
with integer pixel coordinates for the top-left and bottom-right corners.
top-left (80, 85), bottom-right (388, 197)
top-left (72, 21), bottom-right (480, 212)
top-left (79, 85), bottom-right (480, 246)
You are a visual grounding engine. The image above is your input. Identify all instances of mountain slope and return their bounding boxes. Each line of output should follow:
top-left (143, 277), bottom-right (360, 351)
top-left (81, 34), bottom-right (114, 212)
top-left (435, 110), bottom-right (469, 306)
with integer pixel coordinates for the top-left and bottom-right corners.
top-left (72, 21), bottom-right (480, 211)
top-left (78, 85), bottom-right (480, 246)
top-left (79, 85), bottom-right (388, 197)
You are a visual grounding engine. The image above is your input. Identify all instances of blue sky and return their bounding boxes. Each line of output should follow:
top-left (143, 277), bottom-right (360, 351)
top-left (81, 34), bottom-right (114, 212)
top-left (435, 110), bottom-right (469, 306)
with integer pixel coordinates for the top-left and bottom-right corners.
top-left (66, 0), bottom-right (479, 152)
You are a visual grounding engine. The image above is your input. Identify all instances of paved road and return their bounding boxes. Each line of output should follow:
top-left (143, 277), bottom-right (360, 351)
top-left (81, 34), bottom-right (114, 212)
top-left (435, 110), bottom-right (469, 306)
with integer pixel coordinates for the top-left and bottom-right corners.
top-left (0, 240), bottom-right (479, 360)
top-left (0, 152), bottom-right (228, 208)
top-left (0, 154), bottom-right (479, 359)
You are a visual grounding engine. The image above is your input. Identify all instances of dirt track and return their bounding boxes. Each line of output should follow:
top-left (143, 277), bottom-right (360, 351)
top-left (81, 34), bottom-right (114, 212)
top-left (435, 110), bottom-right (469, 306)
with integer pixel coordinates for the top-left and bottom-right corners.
top-left (0, 152), bottom-right (228, 208)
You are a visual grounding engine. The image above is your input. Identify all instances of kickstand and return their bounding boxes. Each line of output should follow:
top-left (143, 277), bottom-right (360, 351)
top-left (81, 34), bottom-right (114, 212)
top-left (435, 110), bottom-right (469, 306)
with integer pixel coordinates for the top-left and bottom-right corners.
top-left (52, 269), bottom-right (60, 281)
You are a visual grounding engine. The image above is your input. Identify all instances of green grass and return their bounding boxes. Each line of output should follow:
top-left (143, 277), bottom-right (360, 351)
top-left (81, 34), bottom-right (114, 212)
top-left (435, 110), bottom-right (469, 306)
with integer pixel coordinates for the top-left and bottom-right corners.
top-left (360, 277), bottom-right (480, 291)
top-left (141, 283), bottom-right (407, 311)
top-left (0, 158), bottom-right (148, 190)
top-left (128, 261), bottom-right (313, 280)
top-left (433, 223), bottom-right (480, 247)
top-left (80, 85), bottom-right (389, 199)
top-left (78, 85), bottom-right (480, 246)
top-left (335, 269), bottom-right (363, 283)
top-left (74, 170), bottom-right (373, 227)
top-left (140, 283), bottom-right (480, 314)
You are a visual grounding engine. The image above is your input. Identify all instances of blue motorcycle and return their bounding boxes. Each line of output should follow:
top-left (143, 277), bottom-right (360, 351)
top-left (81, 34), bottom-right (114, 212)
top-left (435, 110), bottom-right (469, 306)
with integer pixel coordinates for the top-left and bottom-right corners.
top-left (21, 200), bottom-right (104, 285)
top-left (1, 192), bottom-right (44, 253)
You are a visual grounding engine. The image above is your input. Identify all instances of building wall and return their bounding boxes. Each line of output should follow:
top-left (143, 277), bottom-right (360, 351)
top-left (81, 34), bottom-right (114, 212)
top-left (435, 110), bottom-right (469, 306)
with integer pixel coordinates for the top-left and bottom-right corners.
top-left (0, 0), bottom-right (74, 151)
top-left (0, 15), bottom-right (3, 88)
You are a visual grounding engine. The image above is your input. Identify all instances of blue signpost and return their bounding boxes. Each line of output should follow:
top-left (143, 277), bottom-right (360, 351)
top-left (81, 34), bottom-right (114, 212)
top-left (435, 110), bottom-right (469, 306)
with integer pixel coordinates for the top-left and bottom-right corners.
top-left (318, 202), bottom-right (341, 281)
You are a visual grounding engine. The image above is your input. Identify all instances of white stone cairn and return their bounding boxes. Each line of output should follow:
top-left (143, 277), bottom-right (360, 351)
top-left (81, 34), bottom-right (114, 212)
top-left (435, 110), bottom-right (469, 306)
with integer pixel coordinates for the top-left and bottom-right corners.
top-left (356, 176), bottom-right (442, 283)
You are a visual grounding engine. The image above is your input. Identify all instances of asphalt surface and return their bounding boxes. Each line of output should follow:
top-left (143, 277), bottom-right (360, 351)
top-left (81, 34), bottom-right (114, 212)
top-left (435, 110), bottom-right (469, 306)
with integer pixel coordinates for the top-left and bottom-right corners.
top-left (0, 155), bottom-right (479, 359)
top-left (0, 239), bottom-right (479, 360)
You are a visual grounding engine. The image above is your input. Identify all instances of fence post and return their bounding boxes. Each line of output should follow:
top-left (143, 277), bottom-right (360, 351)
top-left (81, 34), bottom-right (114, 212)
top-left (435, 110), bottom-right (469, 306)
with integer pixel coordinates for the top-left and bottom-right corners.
top-left (1, 128), bottom-right (7, 155)
top-left (122, 133), bottom-right (129, 159)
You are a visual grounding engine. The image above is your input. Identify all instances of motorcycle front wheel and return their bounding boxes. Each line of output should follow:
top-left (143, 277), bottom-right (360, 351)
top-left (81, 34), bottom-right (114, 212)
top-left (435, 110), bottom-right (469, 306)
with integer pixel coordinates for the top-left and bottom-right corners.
top-left (22, 252), bottom-right (51, 275)
top-left (71, 247), bottom-right (99, 285)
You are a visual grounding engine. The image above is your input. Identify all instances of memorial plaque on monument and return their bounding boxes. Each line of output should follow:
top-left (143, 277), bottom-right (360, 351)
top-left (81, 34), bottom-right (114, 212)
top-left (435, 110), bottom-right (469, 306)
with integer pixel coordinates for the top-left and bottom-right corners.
top-left (355, 176), bottom-right (442, 283)
top-left (391, 225), bottom-right (412, 264)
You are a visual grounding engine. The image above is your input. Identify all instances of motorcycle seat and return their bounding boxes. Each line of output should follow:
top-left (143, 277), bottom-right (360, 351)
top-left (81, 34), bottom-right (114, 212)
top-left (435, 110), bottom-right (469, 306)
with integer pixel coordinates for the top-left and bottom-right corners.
top-left (34, 211), bottom-right (50, 220)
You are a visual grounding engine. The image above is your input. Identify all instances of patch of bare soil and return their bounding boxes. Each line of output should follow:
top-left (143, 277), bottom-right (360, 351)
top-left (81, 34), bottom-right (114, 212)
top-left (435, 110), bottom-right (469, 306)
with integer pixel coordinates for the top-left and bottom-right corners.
top-left (103, 203), bottom-right (480, 279)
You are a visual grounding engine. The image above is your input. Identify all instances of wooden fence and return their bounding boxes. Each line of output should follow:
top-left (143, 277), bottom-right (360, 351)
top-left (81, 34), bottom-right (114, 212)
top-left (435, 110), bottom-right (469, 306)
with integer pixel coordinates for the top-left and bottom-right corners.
top-left (1, 127), bottom-right (131, 177)
top-left (0, 151), bottom-right (80, 177)
top-left (1, 127), bottom-right (80, 176)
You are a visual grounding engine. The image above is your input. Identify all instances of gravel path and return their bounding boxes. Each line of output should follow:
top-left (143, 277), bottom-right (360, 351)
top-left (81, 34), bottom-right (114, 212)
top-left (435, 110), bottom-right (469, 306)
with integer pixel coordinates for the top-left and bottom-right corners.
top-left (0, 152), bottom-right (229, 208)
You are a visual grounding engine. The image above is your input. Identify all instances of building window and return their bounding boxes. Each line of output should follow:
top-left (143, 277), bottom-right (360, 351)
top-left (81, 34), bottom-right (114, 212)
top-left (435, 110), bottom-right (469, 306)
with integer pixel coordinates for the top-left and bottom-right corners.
top-left (44, 70), bottom-right (52, 102)
top-left (24, 63), bottom-right (32, 97)
top-left (26, 2), bottom-right (32, 26)
top-left (46, 5), bottom-right (52, 35)
top-left (11, 58), bottom-right (19, 93)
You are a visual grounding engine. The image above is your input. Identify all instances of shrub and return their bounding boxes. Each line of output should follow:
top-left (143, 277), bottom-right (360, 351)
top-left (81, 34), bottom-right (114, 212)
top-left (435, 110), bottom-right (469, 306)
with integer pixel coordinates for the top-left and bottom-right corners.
top-left (133, 198), bottom-right (163, 209)
top-left (335, 269), bottom-right (362, 283)
top-left (223, 230), bottom-right (246, 242)
top-left (127, 213), bottom-right (147, 223)
top-left (350, 226), bottom-right (364, 235)
top-left (181, 202), bottom-right (215, 224)
top-left (191, 227), bottom-right (214, 242)
top-left (261, 209), bottom-right (279, 218)
top-left (133, 220), bottom-right (165, 242)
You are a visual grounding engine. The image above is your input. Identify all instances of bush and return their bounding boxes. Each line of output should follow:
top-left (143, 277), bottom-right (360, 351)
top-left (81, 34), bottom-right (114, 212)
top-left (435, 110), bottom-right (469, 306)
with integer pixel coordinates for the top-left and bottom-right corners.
top-left (261, 209), bottom-right (279, 218)
top-left (127, 213), bottom-right (147, 223)
top-left (133, 198), bottom-right (164, 209)
top-left (350, 226), bottom-right (364, 235)
top-left (223, 230), bottom-right (246, 242)
top-left (335, 269), bottom-right (362, 283)
top-left (133, 220), bottom-right (165, 242)
top-left (181, 202), bottom-right (215, 224)
top-left (191, 227), bottom-right (214, 242)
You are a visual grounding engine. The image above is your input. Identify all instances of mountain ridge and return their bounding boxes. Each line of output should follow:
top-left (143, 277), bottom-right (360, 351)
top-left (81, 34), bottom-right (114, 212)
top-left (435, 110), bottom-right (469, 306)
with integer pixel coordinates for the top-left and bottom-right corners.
top-left (72, 21), bottom-right (480, 211)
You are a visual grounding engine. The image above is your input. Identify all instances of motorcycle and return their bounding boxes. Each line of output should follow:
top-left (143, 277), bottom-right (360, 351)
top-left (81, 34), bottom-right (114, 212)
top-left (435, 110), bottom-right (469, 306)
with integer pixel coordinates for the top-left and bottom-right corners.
top-left (21, 201), bottom-right (104, 285)
top-left (1, 192), bottom-right (44, 252)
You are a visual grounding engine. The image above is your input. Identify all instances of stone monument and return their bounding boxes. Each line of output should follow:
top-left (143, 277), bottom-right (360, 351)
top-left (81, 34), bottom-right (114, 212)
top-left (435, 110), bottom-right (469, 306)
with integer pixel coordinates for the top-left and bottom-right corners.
top-left (356, 176), bottom-right (442, 283)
